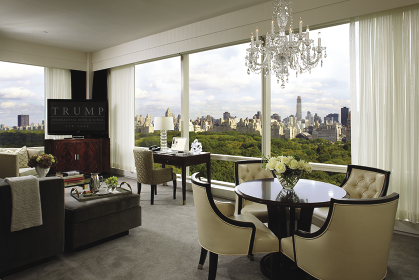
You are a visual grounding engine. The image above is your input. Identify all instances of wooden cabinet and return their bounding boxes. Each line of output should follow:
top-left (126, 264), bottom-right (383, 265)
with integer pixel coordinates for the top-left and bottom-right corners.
top-left (45, 138), bottom-right (110, 175)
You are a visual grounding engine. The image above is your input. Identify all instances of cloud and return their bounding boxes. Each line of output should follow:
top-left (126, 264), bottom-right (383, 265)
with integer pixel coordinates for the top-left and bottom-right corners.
top-left (206, 95), bottom-right (215, 101)
top-left (241, 96), bottom-right (256, 102)
top-left (0, 102), bottom-right (18, 109)
top-left (0, 87), bottom-right (37, 99)
top-left (135, 87), bottom-right (148, 98)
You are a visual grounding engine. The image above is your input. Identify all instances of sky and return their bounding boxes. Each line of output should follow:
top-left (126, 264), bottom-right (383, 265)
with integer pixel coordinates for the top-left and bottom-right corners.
top-left (0, 61), bottom-right (44, 127)
top-left (0, 23), bottom-right (349, 127)
top-left (135, 23), bottom-right (350, 122)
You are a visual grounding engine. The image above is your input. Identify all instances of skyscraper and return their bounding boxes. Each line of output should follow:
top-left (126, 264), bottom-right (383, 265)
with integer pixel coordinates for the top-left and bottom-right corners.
top-left (341, 107), bottom-right (349, 126)
top-left (18, 114), bottom-right (29, 127)
top-left (296, 96), bottom-right (302, 121)
top-left (223, 112), bottom-right (231, 120)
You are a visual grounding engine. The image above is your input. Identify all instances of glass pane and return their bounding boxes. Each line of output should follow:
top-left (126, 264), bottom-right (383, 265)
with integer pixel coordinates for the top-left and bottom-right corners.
top-left (0, 61), bottom-right (45, 147)
top-left (134, 57), bottom-right (182, 172)
top-left (270, 24), bottom-right (351, 184)
top-left (189, 43), bottom-right (262, 181)
top-left (134, 57), bottom-right (181, 148)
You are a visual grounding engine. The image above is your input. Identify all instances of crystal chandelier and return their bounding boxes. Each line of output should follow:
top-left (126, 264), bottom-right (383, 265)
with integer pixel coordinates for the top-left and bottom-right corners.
top-left (245, 0), bottom-right (327, 88)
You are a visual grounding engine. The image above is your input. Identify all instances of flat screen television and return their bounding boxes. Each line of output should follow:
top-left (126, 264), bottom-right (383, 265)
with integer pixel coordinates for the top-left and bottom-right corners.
top-left (47, 99), bottom-right (108, 137)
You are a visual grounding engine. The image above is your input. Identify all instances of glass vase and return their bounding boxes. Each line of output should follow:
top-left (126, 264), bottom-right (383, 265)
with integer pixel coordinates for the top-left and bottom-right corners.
top-left (272, 170), bottom-right (301, 189)
top-left (276, 188), bottom-right (300, 203)
top-left (35, 166), bottom-right (50, 178)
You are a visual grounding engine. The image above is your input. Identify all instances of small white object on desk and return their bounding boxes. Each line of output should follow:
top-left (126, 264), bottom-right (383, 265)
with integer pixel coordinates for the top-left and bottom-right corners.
top-left (190, 139), bottom-right (202, 155)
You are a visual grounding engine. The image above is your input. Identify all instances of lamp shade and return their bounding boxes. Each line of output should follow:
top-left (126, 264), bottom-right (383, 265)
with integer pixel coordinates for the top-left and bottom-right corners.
top-left (154, 117), bottom-right (174, 131)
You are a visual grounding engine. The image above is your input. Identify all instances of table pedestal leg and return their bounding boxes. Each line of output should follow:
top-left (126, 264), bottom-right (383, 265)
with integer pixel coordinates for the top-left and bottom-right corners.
top-left (181, 165), bottom-right (186, 205)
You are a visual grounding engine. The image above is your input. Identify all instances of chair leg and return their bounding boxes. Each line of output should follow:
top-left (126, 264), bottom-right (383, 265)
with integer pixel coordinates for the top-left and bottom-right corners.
top-left (155, 186), bottom-right (157, 195)
top-left (137, 182), bottom-right (141, 195)
top-left (247, 254), bottom-right (254, 261)
top-left (173, 179), bottom-right (177, 199)
top-left (151, 185), bottom-right (156, 205)
top-left (197, 247), bottom-right (208, 269)
top-left (208, 252), bottom-right (218, 280)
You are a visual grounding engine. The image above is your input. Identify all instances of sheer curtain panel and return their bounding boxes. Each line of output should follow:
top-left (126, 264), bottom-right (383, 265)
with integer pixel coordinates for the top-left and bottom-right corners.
top-left (350, 4), bottom-right (419, 223)
top-left (108, 64), bottom-right (135, 172)
top-left (44, 67), bottom-right (72, 139)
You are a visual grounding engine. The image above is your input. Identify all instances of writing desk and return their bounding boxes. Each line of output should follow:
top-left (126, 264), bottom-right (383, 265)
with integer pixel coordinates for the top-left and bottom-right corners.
top-left (153, 152), bottom-right (211, 205)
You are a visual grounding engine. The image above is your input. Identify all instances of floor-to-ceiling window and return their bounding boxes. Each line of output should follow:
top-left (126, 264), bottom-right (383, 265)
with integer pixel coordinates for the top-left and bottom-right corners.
top-left (134, 57), bottom-right (182, 172)
top-left (0, 61), bottom-right (45, 148)
top-left (189, 43), bottom-right (262, 183)
top-left (134, 57), bottom-right (181, 147)
top-left (270, 23), bottom-right (351, 184)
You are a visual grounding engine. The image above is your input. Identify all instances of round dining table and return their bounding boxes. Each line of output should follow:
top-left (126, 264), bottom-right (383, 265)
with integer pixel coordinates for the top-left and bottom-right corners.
top-left (235, 178), bottom-right (349, 279)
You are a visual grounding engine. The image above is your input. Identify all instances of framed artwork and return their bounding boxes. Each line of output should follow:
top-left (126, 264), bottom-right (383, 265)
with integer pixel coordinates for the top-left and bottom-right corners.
top-left (171, 137), bottom-right (187, 151)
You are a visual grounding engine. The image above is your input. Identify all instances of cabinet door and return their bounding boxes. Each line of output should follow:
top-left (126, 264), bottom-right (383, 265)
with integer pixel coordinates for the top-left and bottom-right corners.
top-left (77, 140), bottom-right (100, 173)
top-left (54, 141), bottom-right (78, 172)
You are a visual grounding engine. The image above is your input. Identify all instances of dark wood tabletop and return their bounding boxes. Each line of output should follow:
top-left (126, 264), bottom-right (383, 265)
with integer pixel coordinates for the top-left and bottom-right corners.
top-left (235, 178), bottom-right (348, 208)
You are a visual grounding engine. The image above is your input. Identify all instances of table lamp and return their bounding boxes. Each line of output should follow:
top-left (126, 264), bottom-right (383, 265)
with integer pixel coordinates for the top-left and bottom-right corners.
top-left (154, 117), bottom-right (174, 153)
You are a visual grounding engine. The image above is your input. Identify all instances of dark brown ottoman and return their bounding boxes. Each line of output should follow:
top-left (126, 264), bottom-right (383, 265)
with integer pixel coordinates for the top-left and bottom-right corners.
top-left (64, 192), bottom-right (141, 250)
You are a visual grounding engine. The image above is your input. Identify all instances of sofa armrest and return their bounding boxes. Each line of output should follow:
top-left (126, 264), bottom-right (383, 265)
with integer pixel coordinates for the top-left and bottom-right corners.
top-left (0, 177), bottom-right (65, 273)
top-left (0, 153), bottom-right (19, 179)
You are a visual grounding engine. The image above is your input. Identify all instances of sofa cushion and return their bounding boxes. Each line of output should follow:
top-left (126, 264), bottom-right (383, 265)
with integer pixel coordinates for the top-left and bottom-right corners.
top-left (0, 146), bottom-right (29, 168)
top-left (19, 167), bottom-right (37, 177)
top-left (65, 193), bottom-right (141, 223)
top-left (27, 148), bottom-right (43, 158)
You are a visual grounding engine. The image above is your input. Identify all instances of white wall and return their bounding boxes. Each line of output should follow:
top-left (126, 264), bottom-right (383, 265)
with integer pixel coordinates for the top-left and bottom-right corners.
top-left (92, 0), bottom-right (419, 71)
top-left (0, 37), bottom-right (87, 70)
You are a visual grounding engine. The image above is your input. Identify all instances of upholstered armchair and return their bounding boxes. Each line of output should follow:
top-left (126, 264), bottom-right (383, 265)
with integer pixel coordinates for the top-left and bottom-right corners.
top-left (281, 193), bottom-right (399, 280)
top-left (191, 173), bottom-right (279, 280)
top-left (312, 164), bottom-right (391, 228)
top-left (234, 160), bottom-right (274, 223)
top-left (133, 149), bottom-right (177, 205)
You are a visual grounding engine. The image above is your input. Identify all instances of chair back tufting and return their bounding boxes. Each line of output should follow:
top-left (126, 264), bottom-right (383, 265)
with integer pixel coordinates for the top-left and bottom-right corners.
top-left (341, 165), bottom-right (390, 199)
top-left (235, 160), bottom-right (273, 186)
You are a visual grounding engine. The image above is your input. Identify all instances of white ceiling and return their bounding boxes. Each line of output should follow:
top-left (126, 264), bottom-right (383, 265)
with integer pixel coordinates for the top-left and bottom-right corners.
top-left (0, 0), bottom-right (271, 53)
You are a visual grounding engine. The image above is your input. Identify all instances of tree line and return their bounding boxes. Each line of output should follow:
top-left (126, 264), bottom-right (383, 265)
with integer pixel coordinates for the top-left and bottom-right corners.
top-left (0, 130), bottom-right (45, 148)
top-left (136, 131), bottom-right (351, 185)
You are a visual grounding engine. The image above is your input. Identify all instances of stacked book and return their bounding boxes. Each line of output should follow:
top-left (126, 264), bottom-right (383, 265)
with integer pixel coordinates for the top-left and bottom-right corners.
top-left (56, 171), bottom-right (85, 183)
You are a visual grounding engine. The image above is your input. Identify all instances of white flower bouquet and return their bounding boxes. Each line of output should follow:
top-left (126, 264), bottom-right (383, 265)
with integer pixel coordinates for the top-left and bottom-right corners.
top-left (262, 155), bottom-right (312, 189)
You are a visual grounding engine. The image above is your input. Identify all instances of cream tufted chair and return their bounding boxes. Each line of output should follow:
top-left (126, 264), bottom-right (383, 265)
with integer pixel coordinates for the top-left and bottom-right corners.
top-left (312, 164), bottom-right (390, 227)
top-left (133, 149), bottom-right (177, 205)
top-left (191, 173), bottom-right (279, 280)
top-left (281, 193), bottom-right (399, 280)
top-left (235, 160), bottom-right (274, 223)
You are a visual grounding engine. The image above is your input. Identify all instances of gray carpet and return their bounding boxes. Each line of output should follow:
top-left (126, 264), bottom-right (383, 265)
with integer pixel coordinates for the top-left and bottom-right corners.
top-left (3, 176), bottom-right (419, 280)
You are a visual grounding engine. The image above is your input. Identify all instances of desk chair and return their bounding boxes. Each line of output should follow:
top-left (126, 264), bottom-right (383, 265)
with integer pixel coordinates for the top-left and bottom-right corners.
top-left (281, 193), bottom-right (399, 280)
top-left (133, 149), bottom-right (177, 205)
top-left (191, 173), bottom-right (279, 280)
top-left (235, 160), bottom-right (274, 223)
top-left (312, 164), bottom-right (391, 227)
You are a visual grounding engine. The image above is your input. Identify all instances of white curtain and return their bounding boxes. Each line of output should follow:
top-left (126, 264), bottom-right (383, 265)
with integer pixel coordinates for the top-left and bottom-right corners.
top-left (350, 4), bottom-right (419, 223)
top-left (108, 64), bottom-right (135, 172)
top-left (44, 67), bottom-right (72, 139)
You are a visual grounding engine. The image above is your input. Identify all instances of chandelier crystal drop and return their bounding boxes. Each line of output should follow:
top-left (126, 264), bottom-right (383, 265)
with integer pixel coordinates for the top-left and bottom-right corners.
top-left (245, 0), bottom-right (327, 88)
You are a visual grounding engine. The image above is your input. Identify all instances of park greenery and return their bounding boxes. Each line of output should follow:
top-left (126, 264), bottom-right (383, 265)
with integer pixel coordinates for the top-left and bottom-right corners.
top-left (135, 130), bottom-right (351, 185)
top-left (0, 130), bottom-right (45, 148)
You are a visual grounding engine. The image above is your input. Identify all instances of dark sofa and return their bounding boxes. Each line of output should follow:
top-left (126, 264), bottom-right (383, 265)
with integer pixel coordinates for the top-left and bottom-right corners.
top-left (0, 177), bottom-right (64, 274)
